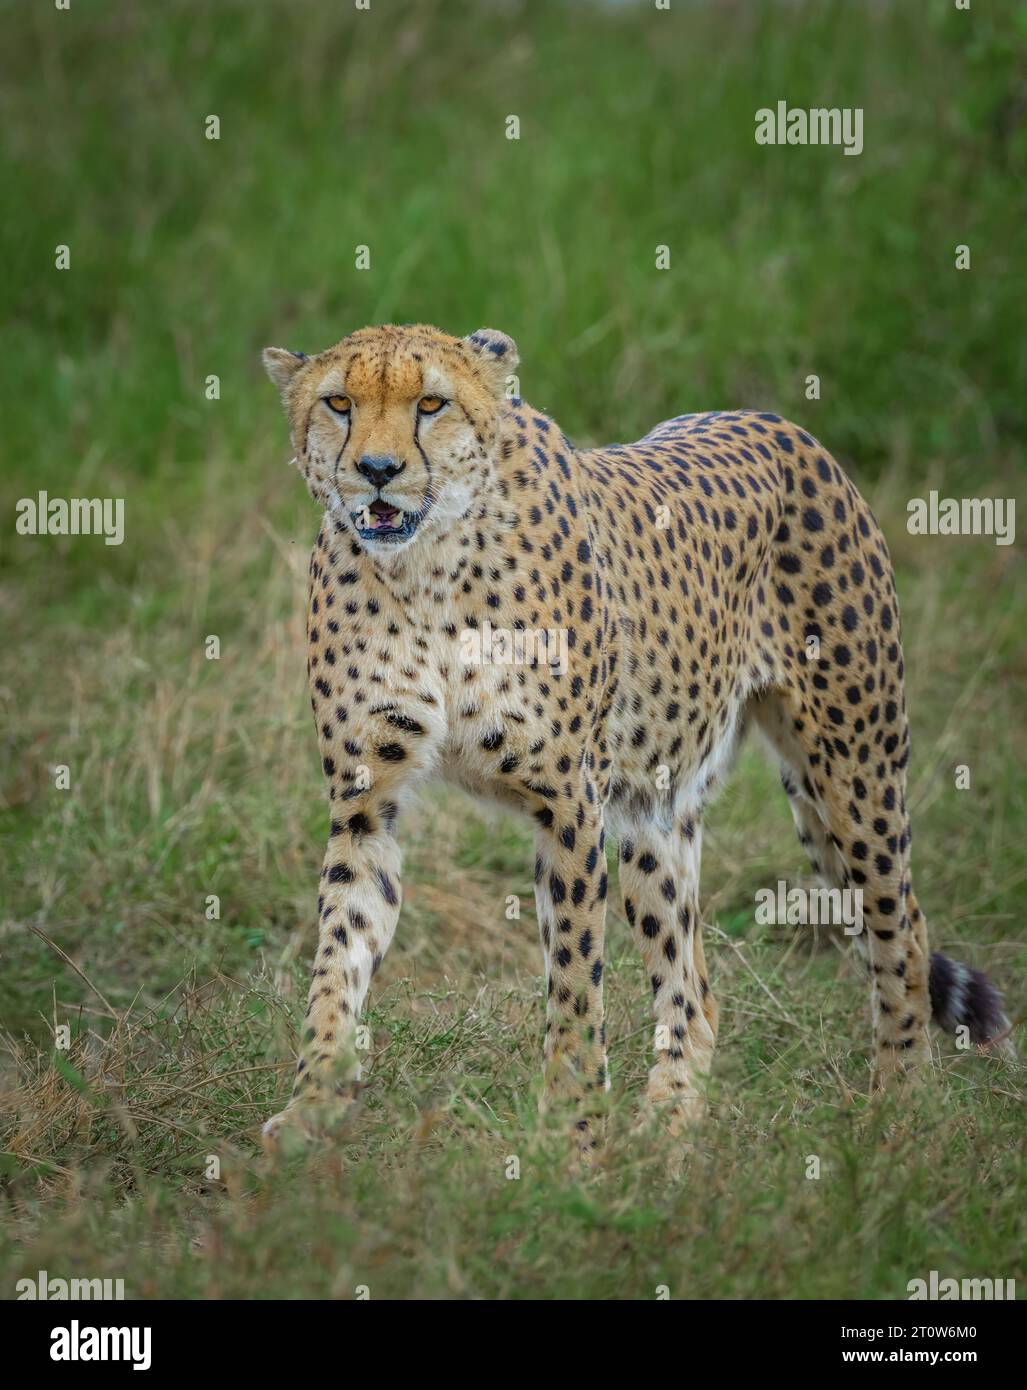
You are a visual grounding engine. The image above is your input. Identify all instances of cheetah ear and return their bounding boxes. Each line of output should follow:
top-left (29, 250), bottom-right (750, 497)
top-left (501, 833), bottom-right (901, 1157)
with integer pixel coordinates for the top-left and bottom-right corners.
top-left (262, 346), bottom-right (308, 403)
top-left (463, 328), bottom-right (519, 396)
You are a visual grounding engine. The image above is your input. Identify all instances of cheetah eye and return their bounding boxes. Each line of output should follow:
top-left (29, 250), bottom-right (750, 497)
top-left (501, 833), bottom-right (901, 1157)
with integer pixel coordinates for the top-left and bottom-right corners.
top-left (324, 394), bottom-right (351, 414)
top-left (417, 395), bottom-right (447, 415)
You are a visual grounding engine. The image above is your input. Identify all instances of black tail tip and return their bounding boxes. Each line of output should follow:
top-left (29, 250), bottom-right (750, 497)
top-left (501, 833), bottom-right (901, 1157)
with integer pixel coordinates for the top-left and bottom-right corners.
top-left (929, 951), bottom-right (1012, 1048)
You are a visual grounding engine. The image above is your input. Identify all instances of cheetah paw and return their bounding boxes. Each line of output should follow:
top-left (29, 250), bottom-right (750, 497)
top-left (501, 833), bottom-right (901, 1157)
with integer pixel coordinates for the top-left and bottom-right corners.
top-left (260, 1093), bottom-right (359, 1154)
top-left (634, 1085), bottom-right (707, 1139)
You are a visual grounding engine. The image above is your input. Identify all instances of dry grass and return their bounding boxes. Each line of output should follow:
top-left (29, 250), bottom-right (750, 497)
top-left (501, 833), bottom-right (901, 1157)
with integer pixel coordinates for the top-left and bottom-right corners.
top-left (1, 454), bottom-right (1024, 1298)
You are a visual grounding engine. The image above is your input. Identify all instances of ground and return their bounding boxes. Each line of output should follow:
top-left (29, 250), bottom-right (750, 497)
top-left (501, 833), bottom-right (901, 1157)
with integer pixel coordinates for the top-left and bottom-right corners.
top-left (1, 0), bottom-right (1024, 1299)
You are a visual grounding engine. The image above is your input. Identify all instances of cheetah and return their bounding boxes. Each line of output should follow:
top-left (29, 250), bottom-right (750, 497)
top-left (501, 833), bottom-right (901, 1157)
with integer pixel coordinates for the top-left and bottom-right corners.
top-left (261, 322), bottom-right (1010, 1145)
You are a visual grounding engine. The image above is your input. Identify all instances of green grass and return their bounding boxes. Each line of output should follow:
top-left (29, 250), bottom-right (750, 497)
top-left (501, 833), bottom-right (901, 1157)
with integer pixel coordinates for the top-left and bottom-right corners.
top-left (1, 0), bottom-right (1024, 1299)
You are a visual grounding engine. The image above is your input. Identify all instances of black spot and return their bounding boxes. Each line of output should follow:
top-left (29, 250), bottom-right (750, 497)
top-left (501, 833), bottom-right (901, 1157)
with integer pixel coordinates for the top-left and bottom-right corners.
top-left (375, 867), bottom-right (399, 906)
top-left (384, 712), bottom-right (424, 734)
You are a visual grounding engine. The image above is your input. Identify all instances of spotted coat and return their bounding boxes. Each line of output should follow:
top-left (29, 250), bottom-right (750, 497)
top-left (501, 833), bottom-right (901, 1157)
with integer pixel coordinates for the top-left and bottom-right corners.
top-left (261, 323), bottom-right (1009, 1144)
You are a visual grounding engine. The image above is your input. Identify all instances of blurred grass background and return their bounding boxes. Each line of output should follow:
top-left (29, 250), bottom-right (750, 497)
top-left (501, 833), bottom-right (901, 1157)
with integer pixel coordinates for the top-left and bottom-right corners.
top-left (0, 0), bottom-right (1024, 1299)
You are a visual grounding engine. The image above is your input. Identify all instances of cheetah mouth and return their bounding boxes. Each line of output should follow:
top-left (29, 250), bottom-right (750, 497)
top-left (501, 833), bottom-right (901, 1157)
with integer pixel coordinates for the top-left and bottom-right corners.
top-left (352, 499), bottom-right (422, 544)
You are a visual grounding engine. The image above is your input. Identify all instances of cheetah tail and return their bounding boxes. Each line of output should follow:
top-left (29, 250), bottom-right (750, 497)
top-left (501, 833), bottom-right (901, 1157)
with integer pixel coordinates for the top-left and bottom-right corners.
top-left (929, 952), bottom-right (1015, 1055)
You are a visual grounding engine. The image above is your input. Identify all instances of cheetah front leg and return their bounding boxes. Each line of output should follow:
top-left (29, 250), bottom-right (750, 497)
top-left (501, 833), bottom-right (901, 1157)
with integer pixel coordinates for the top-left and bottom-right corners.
top-left (620, 817), bottom-right (718, 1134)
top-left (263, 798), bottom-right (405, 1145)
top-left (533, 801), bottom-right (609, 1156)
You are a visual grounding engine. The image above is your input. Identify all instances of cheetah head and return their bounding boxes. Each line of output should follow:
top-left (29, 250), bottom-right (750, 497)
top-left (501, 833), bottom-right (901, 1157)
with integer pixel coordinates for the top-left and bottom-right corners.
top-left (263, 323), bottom-right (518, 555)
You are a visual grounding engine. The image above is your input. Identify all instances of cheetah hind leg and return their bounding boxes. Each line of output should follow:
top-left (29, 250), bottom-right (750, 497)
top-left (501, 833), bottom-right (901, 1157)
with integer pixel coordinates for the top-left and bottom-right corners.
top-left (619, 817), bottom-right (718, 1141)
top-left (751, 688), bottom-right (1010, 1091)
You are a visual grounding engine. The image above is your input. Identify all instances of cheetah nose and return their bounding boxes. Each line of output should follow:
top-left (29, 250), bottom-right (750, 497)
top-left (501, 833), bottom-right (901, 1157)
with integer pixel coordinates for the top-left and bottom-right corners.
top-left (356, 456), bottom-right (405, 490)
